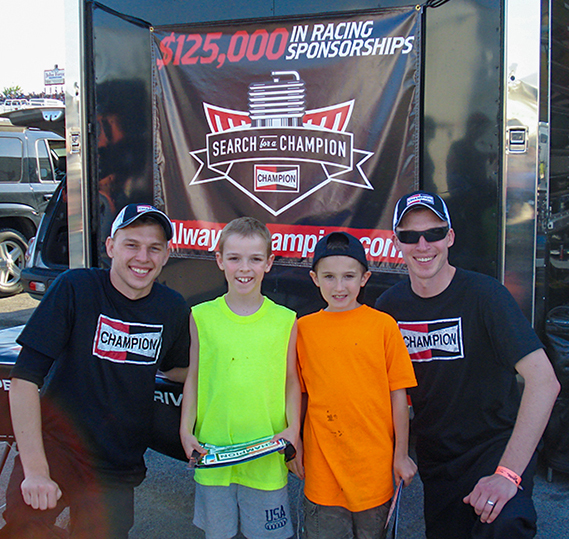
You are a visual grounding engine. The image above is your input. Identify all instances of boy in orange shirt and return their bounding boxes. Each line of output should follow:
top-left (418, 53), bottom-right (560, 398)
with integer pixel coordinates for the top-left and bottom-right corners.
top-left (291, 231), bottom-right (417, 538)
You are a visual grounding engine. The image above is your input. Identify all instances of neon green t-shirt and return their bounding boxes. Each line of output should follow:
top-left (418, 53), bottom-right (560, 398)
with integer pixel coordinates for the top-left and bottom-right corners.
top-left (192, 295), bottom-right (295, 490)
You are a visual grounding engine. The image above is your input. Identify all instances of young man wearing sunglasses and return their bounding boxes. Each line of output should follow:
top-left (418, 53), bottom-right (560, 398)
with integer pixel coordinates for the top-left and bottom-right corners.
top-left (375, 191), bottom-right (559, 539)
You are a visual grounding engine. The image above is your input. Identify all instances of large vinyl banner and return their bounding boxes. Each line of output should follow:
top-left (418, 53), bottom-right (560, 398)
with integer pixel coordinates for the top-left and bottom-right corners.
top-left (152, 7), bottom-right (420, 272)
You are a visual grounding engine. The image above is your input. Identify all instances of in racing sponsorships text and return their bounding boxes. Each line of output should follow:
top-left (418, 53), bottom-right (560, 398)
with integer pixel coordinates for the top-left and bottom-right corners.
top-left (156, 21), bottom-right (415, 69)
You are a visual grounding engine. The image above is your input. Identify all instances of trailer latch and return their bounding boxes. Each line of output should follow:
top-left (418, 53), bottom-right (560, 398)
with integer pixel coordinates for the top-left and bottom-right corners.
top-left (507, 127), bottom-right (528, 153)
top-left (70, 131), bottom-right (81, 155)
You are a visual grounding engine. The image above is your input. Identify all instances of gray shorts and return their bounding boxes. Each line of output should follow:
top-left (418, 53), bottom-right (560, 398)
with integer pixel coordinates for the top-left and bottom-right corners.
top-left (194, 483), bottom-right (293, 539)
top-left (302, 496), bottom-right (390, 539)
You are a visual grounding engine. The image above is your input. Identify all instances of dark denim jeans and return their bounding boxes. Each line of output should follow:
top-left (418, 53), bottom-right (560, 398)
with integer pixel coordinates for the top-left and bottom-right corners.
top-left (302, 495), bottom-right (390, 539)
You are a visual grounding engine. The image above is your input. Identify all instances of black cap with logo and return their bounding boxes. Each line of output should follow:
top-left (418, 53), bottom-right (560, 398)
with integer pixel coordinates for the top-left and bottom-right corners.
top-left (392, 191), bottom-right (452, 230)
top-left (311, 232), bottom-right (368, 270)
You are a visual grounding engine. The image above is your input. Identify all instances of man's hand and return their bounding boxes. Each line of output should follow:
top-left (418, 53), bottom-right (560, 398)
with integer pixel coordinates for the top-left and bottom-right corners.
top-left (463, 348), bottom-right (560, 525)
top-left (21, 474), bottom-right (62, 511)
top-left (463, 473), bottom-right (518, 523)
top-left (9, 378), bottom-right (60, 511)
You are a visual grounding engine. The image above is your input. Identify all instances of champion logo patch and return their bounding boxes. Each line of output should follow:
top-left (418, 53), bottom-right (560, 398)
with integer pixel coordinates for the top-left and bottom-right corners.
top-left (398, 318), bottom-right (464, 362)
top-left (92, 314), bottom-right (163, 364)
top-left (406, 193), bottom-right (434, 207)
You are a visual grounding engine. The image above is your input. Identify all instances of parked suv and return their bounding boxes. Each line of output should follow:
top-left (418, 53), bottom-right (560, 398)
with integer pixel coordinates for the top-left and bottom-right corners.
top-left (20, 178), bottom-right (69, 298)
top-left (0, 124), bottom-right (65, 296)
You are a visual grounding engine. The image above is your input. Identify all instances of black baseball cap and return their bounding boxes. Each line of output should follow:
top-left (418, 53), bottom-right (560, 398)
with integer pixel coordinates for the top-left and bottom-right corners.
top-left (392, 191), bottom-right (452, 230)
top-left (311, 232), bottom-right (368, 270)
top-left (110, 204), bottom-right (174, 241)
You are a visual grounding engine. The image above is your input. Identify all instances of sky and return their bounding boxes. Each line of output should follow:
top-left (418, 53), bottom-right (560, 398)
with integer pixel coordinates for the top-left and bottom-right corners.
top-left (0, 0), bottom-right (66, 94)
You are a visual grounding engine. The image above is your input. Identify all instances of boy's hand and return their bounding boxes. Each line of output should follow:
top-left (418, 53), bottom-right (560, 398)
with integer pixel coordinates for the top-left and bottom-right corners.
top-left (285, 437), bottom-right (305, 480)
top-left (271, 426), bottom-right (299, 450)
top-left (393, 453), bottom-right (417, 487)
top-left (272, 427), bottom-right (304, 479)
top-left (180, 430), bottom-right (206, 465)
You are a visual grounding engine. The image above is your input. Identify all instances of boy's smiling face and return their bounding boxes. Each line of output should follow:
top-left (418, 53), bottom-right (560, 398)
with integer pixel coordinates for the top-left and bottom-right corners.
top-left (310, 255), bottom-right (371, 312)
top-left (216, 233), bottom-right (274, 297)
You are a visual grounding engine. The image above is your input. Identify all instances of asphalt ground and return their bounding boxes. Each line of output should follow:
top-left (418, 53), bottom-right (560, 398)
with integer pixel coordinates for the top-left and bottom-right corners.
top-left (0, 292), bottom-right (568, 538)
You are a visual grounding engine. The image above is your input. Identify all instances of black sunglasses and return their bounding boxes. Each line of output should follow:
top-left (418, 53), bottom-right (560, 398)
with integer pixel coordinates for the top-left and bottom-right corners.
top-left (396, 226), bottom-right (449, 244)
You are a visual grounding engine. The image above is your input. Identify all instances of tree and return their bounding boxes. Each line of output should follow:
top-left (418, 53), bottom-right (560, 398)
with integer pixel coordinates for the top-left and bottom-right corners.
top-left (2, 86), bottom-right (22, 98)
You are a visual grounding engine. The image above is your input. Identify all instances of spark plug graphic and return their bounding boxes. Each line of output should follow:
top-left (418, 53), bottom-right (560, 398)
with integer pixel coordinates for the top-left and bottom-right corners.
top-left (248, 71), bottom-right (306, 127)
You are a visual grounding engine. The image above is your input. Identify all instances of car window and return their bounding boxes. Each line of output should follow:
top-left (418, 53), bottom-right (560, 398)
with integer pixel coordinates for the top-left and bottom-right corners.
top-left (43, 182), bottom-right (69, 267)
top-left (48, 139), bottom-right (66, 179)
top-left (0, 136), bottom-right (23, 182)
top-left (37, 139), bottom-right (56, 182)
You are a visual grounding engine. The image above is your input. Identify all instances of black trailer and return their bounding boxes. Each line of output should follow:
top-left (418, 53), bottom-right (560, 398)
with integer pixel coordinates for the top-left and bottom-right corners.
top-left (17, 0), bottom-right (569, 472)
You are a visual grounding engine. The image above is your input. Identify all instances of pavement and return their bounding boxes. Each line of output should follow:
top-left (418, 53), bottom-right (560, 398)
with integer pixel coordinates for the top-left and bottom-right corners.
top-left (0, 293), bottom-right (39, 329)
top-left (0, 292), bottom-right (568, 537)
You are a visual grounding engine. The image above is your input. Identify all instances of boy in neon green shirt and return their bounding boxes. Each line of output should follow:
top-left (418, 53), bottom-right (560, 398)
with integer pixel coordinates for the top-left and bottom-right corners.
top-left (180, 217), bottom-right (301, 539)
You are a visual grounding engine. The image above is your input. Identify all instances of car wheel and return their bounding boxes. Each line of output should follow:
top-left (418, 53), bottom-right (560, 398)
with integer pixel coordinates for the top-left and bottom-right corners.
top-left (0, 229), bottom-right (28, 297)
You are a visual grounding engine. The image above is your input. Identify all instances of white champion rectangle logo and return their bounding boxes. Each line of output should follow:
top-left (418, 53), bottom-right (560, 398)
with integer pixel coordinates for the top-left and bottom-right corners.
top-left (254, 165), bottom-right (300, 192)
top-left (93, 314), bottom-right (163, 364)
top-left (398, 318), bottom-right (464, 362)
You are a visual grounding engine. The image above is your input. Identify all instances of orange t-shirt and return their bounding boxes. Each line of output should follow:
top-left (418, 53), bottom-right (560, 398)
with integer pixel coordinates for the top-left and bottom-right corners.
top-left (297, 305), bottom-right (416, 511)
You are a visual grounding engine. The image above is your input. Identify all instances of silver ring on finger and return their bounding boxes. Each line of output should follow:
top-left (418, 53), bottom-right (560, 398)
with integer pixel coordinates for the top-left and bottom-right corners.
top-left (486, 500), bottom-right (495, 506)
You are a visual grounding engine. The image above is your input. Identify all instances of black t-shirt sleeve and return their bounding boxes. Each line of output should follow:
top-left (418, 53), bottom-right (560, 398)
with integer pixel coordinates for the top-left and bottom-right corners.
top-left (16, 271), bottom-right (74, 359)
top-left (11, 345), bottom-right (56, 387)
top-left (159, 300), bottom-right (190, 372)
top-left (481, 278), bottom-right (543, 369)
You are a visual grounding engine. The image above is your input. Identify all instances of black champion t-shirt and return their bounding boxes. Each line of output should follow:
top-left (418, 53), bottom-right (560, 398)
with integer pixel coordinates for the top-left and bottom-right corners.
top-left (13, 268), bottom-right (189, 478)
top-left (375, 268), bottom-right (543, 471)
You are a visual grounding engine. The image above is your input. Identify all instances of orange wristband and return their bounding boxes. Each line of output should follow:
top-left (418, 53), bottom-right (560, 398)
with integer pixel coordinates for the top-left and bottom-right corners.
top-left (495, 466), bottom-right (523, 490)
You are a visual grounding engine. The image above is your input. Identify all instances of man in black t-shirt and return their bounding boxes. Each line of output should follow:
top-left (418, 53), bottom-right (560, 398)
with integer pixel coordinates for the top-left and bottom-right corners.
top-left (375, 191), bottom-right (560, 539)
top-left (1, 204), bottom-right (190, 539)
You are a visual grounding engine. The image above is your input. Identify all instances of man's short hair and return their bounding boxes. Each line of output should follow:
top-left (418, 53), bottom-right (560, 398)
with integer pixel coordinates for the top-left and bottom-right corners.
top-left (218, 217), bottom-right (272, 256)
